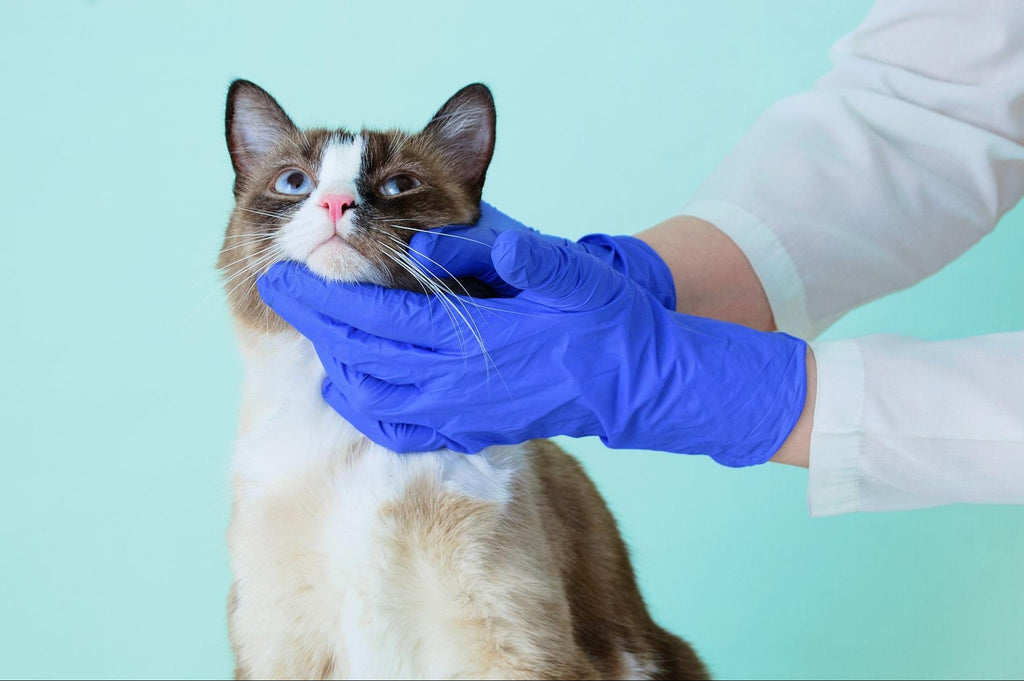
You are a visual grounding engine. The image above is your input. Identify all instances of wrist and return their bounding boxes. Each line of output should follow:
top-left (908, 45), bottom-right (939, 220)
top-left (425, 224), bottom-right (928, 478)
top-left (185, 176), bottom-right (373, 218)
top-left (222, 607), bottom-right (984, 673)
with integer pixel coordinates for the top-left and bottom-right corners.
top-left (602, 308), bottom-right (810, 467)
top-left (703, 330), bottom-right (809, 467)
top-left (769, 346), bottom-right (815, 468)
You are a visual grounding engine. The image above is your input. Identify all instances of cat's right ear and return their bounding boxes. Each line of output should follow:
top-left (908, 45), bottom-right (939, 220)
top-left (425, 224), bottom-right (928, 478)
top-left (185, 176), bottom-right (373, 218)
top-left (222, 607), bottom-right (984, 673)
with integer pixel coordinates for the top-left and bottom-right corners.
top-left (225, 80), bottom-right (297, 186)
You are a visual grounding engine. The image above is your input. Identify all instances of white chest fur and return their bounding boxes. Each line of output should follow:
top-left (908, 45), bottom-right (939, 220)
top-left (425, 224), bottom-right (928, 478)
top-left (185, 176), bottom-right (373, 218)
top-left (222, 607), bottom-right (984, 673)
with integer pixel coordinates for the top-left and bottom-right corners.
top-left (228, 330), bottom-right (526, 679)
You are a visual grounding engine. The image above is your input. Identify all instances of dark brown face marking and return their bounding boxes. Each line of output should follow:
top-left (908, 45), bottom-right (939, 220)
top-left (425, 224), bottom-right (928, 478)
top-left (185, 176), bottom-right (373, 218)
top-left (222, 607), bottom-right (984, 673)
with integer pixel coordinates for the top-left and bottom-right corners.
top-left (220, 80), bottom-right (496, 332)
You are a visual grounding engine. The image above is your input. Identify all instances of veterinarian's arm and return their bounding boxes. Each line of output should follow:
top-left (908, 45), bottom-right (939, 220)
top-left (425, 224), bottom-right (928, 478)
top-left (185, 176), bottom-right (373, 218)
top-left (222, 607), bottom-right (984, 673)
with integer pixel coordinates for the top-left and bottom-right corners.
top-left (405, 1), bottom-right (1024, 514)
top-left (648, 0), bottom-right (1024, 513)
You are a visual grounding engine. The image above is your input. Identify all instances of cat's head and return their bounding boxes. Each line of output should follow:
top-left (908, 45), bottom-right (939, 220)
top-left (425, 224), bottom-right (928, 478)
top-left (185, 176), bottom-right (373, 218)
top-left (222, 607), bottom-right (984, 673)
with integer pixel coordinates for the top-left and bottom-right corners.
top-left (219, 80), bottom-right (496, 331)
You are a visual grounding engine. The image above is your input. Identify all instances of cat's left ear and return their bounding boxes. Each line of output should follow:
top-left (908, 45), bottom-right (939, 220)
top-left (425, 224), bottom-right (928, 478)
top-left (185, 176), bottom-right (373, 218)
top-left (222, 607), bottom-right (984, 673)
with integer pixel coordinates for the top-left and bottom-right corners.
top-left (225, 79), bottom-right (298, 185)
top-left (423, 84), bottom-right (496, 197)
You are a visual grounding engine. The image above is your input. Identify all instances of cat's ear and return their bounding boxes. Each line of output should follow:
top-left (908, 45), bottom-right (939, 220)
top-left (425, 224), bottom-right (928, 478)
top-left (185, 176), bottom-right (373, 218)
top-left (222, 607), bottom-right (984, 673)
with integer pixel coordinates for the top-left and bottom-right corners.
top-left (225, 79), bottom-right (297, 181)
top-left (422, 83), bottom-right (496, 196)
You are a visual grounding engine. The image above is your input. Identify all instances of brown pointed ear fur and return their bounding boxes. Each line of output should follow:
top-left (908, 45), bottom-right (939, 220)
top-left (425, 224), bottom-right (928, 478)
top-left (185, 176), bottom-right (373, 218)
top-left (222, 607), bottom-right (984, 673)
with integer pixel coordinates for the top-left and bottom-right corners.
top-left (225, 79), bottom-right (298, 194)
top-left (421, 83), bottom-right (496, 201)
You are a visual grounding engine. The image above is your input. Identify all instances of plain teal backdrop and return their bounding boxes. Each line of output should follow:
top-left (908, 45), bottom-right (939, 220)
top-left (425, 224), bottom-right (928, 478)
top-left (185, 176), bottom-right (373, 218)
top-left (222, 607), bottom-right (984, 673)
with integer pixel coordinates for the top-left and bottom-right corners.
top-left (2, 1), bottom-right (1023, 678)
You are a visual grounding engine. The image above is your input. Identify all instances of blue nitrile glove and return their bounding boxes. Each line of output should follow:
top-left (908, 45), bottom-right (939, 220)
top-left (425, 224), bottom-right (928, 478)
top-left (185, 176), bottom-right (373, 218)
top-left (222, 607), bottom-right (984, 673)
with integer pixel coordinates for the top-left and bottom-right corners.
top-left (257, 231), bottom-right (808, 467)
top-left (408, 201), bottom-right (678, 310)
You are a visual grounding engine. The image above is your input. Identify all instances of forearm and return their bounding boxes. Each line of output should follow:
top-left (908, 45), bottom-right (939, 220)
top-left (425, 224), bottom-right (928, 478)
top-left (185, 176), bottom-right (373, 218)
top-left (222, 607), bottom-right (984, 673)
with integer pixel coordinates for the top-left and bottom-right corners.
top-left (635, 215), bottom-right (776, 331)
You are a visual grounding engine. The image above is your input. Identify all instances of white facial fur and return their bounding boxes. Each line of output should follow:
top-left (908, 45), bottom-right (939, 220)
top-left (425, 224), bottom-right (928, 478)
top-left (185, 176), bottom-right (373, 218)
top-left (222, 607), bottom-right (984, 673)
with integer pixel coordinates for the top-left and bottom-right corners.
top-left (274, 134), bottom-right (387, 283)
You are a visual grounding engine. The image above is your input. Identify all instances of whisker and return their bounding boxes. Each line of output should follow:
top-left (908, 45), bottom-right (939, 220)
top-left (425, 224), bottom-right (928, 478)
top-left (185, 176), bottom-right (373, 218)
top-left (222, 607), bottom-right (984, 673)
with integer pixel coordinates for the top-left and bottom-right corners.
top-left (383, 233), bottom-right (542, 319)
top-left (217, 244), bottom-right (282, 273)
top-left (185, 246), bottom-right (284, 323)
top-left (219, 257), bottom-right (282, 299)
top-left (391, 235), bottom-right (476, 299)
top-left (217, 243), bottom-right (285, 285)
top-left (240, 207), bottom-right (293, 220)
top-left (379, 240), bottom-right (495, 377)
top-left (378, 243), bottom-right (469, 359)
top-left (365, 243), bottom-right (442, 335)
top-left (218, 237), bottom-right (278, 254)
top-left (380, 236), bottom-right (522, 403)
top-left (229, 221), bottom-right (287, 229)
top-left (222, 248), bottom-right (285, 301)
top-left (377, 242), bottom-right (469, 347)
top-left (222, 232), bottom-right (281, 239)
top-left (386, 223), bottom-right (492, 247)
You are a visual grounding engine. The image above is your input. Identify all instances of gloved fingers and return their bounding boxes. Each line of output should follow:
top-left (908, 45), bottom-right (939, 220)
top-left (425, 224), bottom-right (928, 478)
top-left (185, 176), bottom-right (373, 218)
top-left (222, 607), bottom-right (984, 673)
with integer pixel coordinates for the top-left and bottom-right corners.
top-left (408, 225), bottom-right (499, 280)
top-left (407, 228), bottom-right (522, 297)
top-left (258, 261), bottom-right (458, 347)
top-left (475, 200), bottom-right (534, 232)
top-left (257, 277), bottom-right (435, 381)
top-left (325, 364), bottom-right (428, 421)
top-left (491, 231), bottom-right (628, 312)
top-left (317, 325), bottom-right (443, 385)
top-left (257, 278), bottom-right (347, 342)
top-left (408, 201), bottom-right (535, 297)
top-left (321, 378), bottom-right (465, 453)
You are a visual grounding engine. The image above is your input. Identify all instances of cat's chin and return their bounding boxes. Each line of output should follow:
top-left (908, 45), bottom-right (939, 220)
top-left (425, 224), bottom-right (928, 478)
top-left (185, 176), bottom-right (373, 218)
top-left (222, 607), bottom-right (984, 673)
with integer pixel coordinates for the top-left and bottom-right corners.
top-left (303, 240), bottom-right (388, 285)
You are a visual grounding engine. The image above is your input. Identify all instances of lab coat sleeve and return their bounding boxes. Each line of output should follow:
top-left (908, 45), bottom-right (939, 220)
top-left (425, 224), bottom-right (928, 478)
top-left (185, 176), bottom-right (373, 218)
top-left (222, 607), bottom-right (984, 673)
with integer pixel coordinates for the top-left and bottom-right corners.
top-left (808, 333), bottom-right (1024, 516)
top-left (681, 0), bottom-right (1024, 338)
top-left (679, 0), bottom-right (1024, 515)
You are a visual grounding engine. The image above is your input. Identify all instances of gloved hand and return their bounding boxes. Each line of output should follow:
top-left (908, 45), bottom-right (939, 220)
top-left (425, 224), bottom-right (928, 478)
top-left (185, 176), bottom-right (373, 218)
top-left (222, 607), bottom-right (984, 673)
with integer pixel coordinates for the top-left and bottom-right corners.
top-left (408, 201), bottom-right (678, 310)
top-left (257, 230), bottom-right (808, 467)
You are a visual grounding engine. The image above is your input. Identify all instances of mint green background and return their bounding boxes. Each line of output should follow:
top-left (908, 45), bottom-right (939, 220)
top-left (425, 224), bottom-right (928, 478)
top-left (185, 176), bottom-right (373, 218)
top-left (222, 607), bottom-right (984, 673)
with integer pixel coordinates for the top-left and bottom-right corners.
top-left (2, 1), bottom-right (1023, 678)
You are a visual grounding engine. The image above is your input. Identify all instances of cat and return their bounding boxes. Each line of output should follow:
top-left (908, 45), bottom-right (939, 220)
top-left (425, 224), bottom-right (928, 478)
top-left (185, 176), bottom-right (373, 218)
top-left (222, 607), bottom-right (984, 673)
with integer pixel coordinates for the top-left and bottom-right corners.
top-left (219, 79), bottom-right (708, 680)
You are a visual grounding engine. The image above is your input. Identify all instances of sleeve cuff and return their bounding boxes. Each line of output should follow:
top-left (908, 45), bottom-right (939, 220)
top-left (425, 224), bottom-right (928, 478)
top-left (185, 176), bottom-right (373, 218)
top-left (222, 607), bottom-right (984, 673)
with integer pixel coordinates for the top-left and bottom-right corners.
top-left (806, 339), bottom-right (866, 517)
top-left (680, 199), bottom-right (815, 338)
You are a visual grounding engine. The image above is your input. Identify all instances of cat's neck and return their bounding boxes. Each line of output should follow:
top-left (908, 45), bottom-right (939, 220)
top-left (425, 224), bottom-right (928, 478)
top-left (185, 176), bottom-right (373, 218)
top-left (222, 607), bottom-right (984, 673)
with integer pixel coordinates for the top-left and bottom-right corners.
top-left (231, 325), bottom-right (523, 502)
top-left (233, 326), bottom-right (373, 486)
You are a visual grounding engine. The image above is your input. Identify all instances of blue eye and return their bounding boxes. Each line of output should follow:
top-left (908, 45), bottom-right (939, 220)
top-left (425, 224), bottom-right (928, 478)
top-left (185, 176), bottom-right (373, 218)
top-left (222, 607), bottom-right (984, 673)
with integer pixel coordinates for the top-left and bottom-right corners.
top-left (274, 169), bottom-right (313, 195)
top-left (380, 174), bottom-right (422, 197)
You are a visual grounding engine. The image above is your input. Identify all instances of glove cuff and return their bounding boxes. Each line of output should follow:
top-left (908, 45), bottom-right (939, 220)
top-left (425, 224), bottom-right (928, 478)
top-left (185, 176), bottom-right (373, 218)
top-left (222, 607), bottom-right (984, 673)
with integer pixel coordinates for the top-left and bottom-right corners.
top-left (577, 234), bottom-right (677, 311)
top-left (595, 324), bottom-right (808, 468)
top-left (711, 333), bottom-right (809, 468)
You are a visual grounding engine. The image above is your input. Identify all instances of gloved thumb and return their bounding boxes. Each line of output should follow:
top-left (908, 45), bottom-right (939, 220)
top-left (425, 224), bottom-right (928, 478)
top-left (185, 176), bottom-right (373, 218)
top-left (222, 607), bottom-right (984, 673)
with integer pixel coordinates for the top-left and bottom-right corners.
top-left (408, 226), bottom-right (495, 281)
top-left (491, 231), bottom-right (627, 311)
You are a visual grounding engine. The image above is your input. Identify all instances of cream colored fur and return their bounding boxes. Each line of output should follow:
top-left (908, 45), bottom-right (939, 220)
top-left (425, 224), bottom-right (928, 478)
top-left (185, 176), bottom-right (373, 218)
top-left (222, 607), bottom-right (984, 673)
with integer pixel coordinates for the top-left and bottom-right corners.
top-left (228, 329), bottom-right (626, 679)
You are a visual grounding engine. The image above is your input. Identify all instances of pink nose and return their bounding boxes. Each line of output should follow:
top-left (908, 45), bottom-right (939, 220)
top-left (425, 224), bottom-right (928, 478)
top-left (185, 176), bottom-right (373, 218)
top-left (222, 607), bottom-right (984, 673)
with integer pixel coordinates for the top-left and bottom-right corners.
top-left (319, 193), bottom-right (356, 224)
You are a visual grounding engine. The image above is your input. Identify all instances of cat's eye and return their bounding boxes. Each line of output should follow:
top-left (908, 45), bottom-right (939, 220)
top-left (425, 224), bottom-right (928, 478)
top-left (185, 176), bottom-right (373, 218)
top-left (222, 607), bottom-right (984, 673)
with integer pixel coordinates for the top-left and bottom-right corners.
top-left (273, 169), bottom-right (313, 195)
top-left (379, 174), bottom-right (422, 197)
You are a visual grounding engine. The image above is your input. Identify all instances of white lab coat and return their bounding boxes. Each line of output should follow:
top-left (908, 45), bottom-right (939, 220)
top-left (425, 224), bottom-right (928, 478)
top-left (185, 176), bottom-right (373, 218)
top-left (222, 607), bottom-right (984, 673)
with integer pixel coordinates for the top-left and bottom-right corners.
top-left (681, 0), bottom-right (1024, 516)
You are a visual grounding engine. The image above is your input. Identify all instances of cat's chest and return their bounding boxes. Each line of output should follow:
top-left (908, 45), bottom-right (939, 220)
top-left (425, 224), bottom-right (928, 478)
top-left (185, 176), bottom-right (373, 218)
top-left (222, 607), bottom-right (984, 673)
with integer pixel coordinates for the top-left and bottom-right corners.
top-left (228, 331), bottom-right (521, 678)
top-left (231, 431), bottom-right (520, 679)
